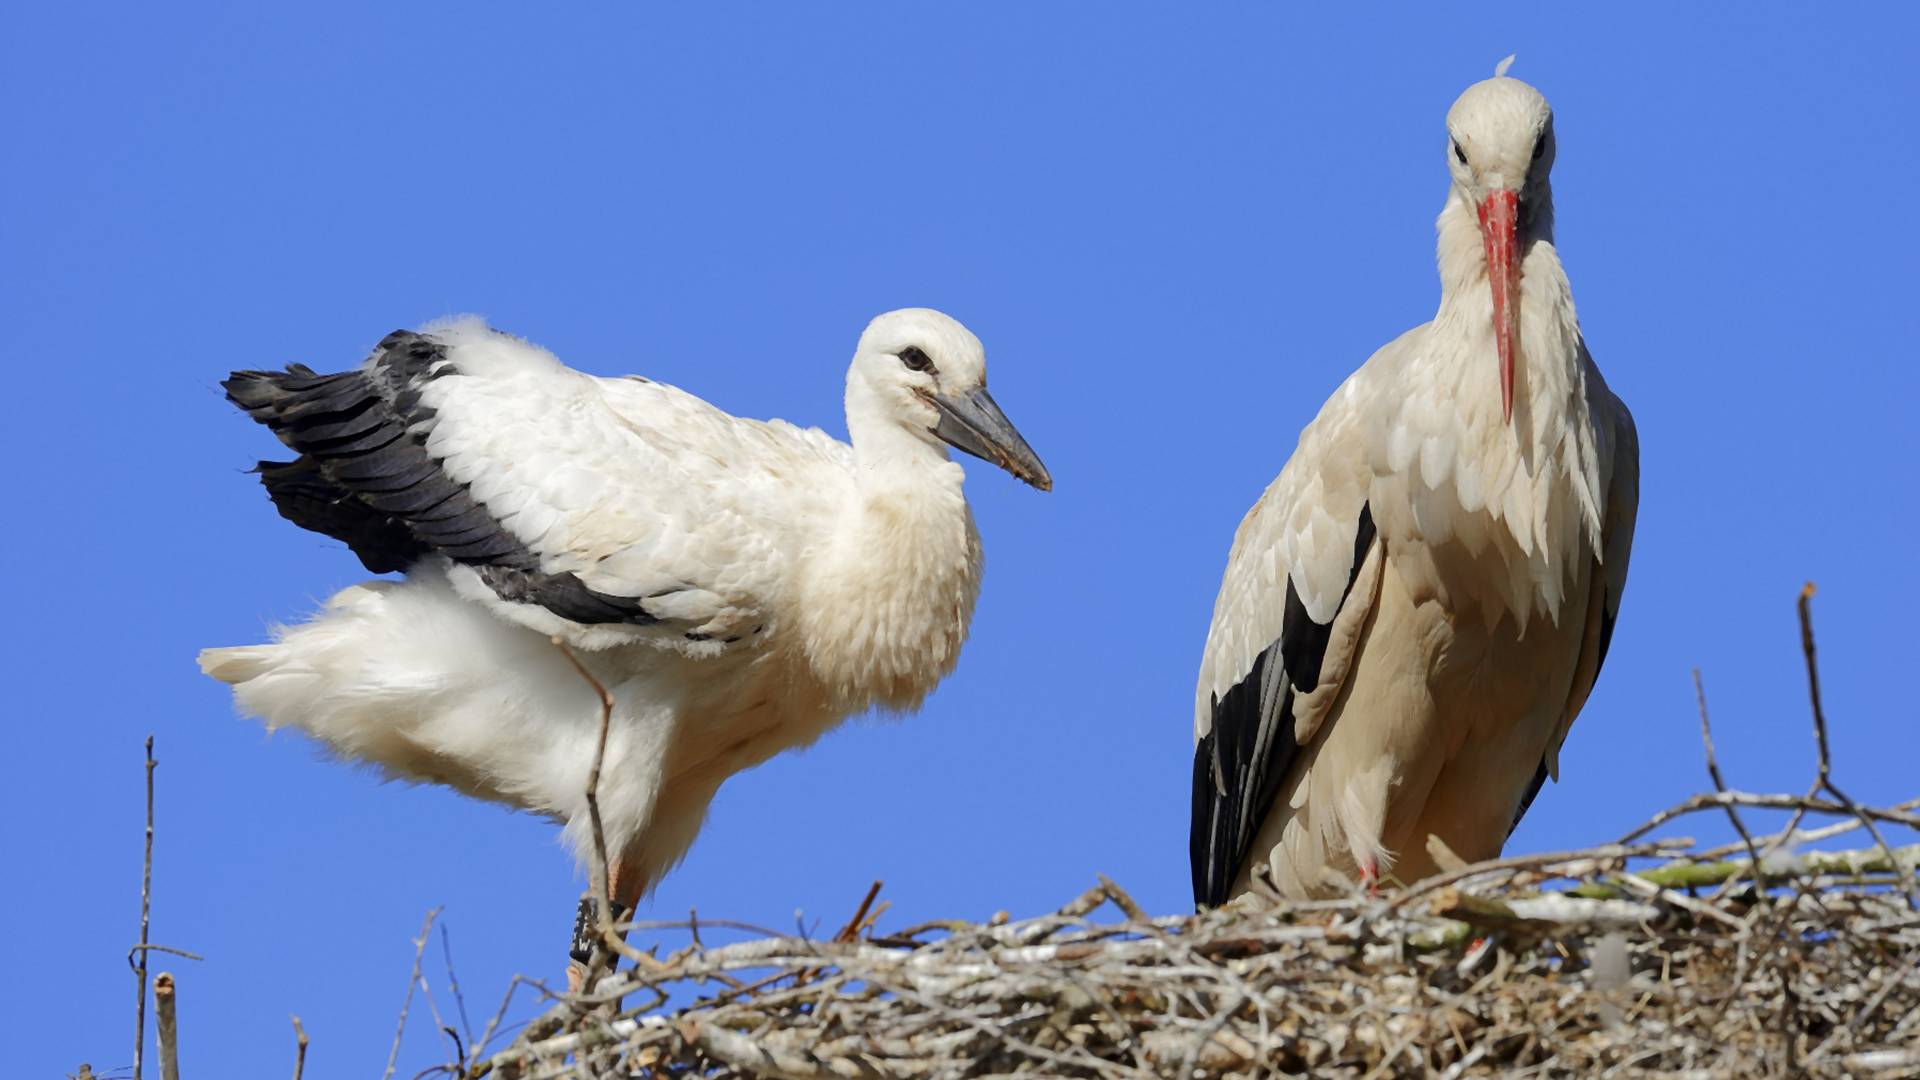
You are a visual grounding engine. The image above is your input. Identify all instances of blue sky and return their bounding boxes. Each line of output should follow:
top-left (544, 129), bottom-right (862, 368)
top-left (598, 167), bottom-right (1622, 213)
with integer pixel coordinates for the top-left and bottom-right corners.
top-left (4, 3), bottom-right (1916, 1075)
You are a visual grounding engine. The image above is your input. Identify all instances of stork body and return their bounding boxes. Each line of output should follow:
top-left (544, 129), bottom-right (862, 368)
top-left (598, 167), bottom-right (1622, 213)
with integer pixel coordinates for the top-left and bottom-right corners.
top-left (201, 308), bottom-right (1049, 966)
top-left (1191, 73), bottom-right (1637, 905)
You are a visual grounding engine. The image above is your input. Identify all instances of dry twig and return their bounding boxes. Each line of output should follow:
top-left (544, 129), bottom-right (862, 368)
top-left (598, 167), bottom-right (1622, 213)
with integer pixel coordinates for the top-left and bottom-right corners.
top-left (290, 1015), bottom-right (308, 1080)
top-left (132, 736), bottom-right (156, 1080)
top-left (1792, 584), bottom-right (1917, 910)
top-left (1692, 669), bottom-right (1765, 900)
top-left (153, 972), bottom-right (178, 1080)
top-left (383, 907), bottom-right (443, 1080)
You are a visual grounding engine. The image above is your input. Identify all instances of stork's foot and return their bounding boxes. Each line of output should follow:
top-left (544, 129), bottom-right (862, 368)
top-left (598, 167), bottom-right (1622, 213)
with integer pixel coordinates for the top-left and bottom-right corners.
top-left (1359, 859), bottom-right (1380, 897)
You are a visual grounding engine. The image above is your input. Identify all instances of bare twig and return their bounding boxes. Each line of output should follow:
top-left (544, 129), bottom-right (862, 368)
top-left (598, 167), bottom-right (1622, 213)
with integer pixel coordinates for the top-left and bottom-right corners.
top-left (153, 972), bottom-right (178, 1080)
top-left (1098, 874), bottom-right (1149, 923)
top-left (383, 907), bottom-right (443, 1080)
top-left (289, 1015), bottom-right (308, 1080)
top-left (473, 974), bottom-right (542, 1060)
top-left (1693, 669), bottom-right (1764, 900)
top-left (132, 736), bottom-right (157, 1080)
top-left (1389, 840), bottom-right (1690, 909)
top-left (127, 945), bottom-right (204, 966)
top-left (1795, 584), bottom-right (1916, 909)
top-left (439, 922), bottom-right (473, 1048)
top-left (1692, 796), bottom-right (1920, 861)
top-left (1617, 791), bottom-right (1920, 845)
top-left (833, 880), bottom-right (884, 943)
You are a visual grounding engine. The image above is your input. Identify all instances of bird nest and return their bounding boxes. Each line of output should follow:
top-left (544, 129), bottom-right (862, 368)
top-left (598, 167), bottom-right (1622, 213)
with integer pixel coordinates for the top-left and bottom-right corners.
top-left (105, 591), bottom-right (1915, 1080)
top-left (469, 592), bottom-right (1917, 1079)
top-left (480, 810), bottom-right (1920, 1079)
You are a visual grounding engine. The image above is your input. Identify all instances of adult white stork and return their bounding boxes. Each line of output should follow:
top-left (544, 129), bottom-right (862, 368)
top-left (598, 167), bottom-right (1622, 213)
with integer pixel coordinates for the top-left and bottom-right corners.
top-left (199, 308), bottom-right (1049, 978)
top-left (1190, 68), bottom-right (1638, 906)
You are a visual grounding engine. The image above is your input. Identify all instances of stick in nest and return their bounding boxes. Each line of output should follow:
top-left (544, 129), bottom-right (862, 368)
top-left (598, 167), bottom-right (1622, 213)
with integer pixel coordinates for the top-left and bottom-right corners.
top-left (1692, 669), bottom-right (1764, 900)
top-left (1793, 584), bottom-right (1916, 909)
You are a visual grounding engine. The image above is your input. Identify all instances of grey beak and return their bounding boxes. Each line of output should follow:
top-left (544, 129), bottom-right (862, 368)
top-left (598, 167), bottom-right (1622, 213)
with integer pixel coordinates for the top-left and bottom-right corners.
top-left (924, 386), bottom-right (1052, 491)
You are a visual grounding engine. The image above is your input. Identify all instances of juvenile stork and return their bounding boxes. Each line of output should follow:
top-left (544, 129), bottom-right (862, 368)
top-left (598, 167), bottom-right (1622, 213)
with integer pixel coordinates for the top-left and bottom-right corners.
top-left (1190, 67), bottom-right (1638, 906)
top-left (200, 308), bottom-right (1049, 979)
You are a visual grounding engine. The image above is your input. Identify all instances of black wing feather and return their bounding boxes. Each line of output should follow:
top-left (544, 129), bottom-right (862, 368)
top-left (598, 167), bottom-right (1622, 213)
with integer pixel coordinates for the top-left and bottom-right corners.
top-left (254, 456), bottom-right (421, 574)
top-left (1191, 504), bottom-right (1376, 908)
top-left (224, 330), bottom-right (660, 626)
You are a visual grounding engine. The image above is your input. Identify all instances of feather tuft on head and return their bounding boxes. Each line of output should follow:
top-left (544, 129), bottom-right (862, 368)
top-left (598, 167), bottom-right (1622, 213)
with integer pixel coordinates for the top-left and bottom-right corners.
top-left (1494, 54), bottom-right (1517, 78)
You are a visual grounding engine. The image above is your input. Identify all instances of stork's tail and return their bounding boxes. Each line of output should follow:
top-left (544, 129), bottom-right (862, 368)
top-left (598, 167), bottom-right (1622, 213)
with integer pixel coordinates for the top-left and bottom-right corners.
top-left (194, 582), bottom-right (404, 743)
top-left (197, 645), bottom-right (274, 686)
top-left (194, 575), bottom-right (534, 808)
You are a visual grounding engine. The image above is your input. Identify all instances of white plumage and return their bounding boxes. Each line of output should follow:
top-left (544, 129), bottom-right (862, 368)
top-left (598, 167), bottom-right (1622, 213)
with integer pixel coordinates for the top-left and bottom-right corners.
top-left (1190, 71), bottom-right (1638, 905)
top-left (200, 307), bottom-right (1049, 962)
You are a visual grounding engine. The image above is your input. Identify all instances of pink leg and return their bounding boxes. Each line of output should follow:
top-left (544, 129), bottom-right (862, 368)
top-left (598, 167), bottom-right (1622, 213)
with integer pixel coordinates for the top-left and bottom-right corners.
top-left (566, 857), bottom-right (648, 994)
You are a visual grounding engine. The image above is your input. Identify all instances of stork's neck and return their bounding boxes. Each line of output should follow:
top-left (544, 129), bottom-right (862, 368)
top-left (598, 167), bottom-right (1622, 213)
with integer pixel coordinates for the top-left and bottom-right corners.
top-left (797, 385), bottom-right (982, 713)
top-left (1431, 183), bottom-right (1583, 435)
top-left (1409, 181), bottom-right (1609, 626)
top-left (844, 378), bottom-right (958, 486)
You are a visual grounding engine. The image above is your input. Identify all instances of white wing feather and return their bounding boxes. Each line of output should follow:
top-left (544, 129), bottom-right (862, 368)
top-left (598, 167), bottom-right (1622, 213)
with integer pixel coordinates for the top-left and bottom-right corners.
top-left (1193, 327), bottom-right (1420, 738)
top-left (415, 318), bottom-right (852, 646)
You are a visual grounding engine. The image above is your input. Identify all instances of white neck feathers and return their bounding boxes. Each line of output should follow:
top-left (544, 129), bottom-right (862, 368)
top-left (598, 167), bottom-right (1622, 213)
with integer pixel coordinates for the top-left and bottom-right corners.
top-left (1377, 186), bottom-right (1607, 628)
top-left (793, 387), bottom-right (983, 713)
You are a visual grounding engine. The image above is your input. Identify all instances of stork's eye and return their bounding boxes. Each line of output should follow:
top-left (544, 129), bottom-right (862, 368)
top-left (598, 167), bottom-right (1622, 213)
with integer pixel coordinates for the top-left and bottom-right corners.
top-left (1453, 140), bottom-right (1467, 165)
top-left (900, 346), bottom-right (936, 373)
top-left (1531, 138), bottom-right (1546, 161)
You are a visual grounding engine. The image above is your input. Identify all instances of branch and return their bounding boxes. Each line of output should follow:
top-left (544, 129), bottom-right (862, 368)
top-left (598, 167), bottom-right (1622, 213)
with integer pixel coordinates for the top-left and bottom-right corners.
top-left (1616, 791), bottom-right (1920, 846)
top-left (439, 922), bottom-right (473, 1049)
top-left (1692, 669), bottom-right (1763, 897)
top-left (290, 1016), bottom-right (308, 1080)
top-left (677, 1017), bottom-right (898, 1080)
top-left (383, 907), bottom-right (443, 1080)
top-left (132, 736), bottom-right (157, 1080)
top-left (1567, 843), bottom-right (1920, 898)
top-left (153, 972), bottom-right (178, 1080)
top-left (1387, 840), bottom-right (1691, 910)
top-left (1692, 796), bottom-right (1920, 861)
top-left (1794, 584), bottom-right (1917, 910)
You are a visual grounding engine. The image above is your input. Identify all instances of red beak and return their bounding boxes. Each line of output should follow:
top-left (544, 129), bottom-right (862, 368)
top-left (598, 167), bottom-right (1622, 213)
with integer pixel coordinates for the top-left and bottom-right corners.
top-left (1476, 189), bottom-right (1520, 422)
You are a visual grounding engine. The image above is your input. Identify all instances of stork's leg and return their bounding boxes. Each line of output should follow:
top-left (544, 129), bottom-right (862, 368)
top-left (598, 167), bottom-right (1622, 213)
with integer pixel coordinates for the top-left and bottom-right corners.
top-left (1359, 858), bottom-right (1380, 897)
top-left (565, 857), bottom-right (649, 994)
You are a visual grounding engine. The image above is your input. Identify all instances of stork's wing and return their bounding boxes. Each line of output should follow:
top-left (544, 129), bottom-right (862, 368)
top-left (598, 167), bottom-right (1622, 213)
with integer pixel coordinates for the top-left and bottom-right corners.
top-left (1508, 391), bottom-right (1639, 835)
top-left (1189, 357), bottom-right (1391, 909)
top-left (223, 318), bottom-right (845, 646)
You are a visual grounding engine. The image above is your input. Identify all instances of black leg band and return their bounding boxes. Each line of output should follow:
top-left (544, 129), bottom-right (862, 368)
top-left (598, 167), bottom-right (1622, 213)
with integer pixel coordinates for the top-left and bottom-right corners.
top-left (569, 894), bottom-right (630, 964)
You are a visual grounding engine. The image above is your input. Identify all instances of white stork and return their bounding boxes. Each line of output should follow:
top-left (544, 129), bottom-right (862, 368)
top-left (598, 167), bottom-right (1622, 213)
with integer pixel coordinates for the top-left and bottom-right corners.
top-left (199, 308), bottom-right (1049, 977)
top-left (1190, 67), bottom-right (1638, 905)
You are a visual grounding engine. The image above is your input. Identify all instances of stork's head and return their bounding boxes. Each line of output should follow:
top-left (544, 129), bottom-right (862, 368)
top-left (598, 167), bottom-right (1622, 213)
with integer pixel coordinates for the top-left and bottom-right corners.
top-left (1445, 68), bottom-right (1554, 422)
top-left (848, 308), bottom-right (1051, 491)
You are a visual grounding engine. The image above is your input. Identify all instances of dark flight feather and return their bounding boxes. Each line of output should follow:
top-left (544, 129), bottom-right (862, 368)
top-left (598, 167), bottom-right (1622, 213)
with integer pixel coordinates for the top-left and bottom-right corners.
top-left (224, 331), bottom-right (661, 626)
top-left (1191, 504), bottom-right (1377, 908)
